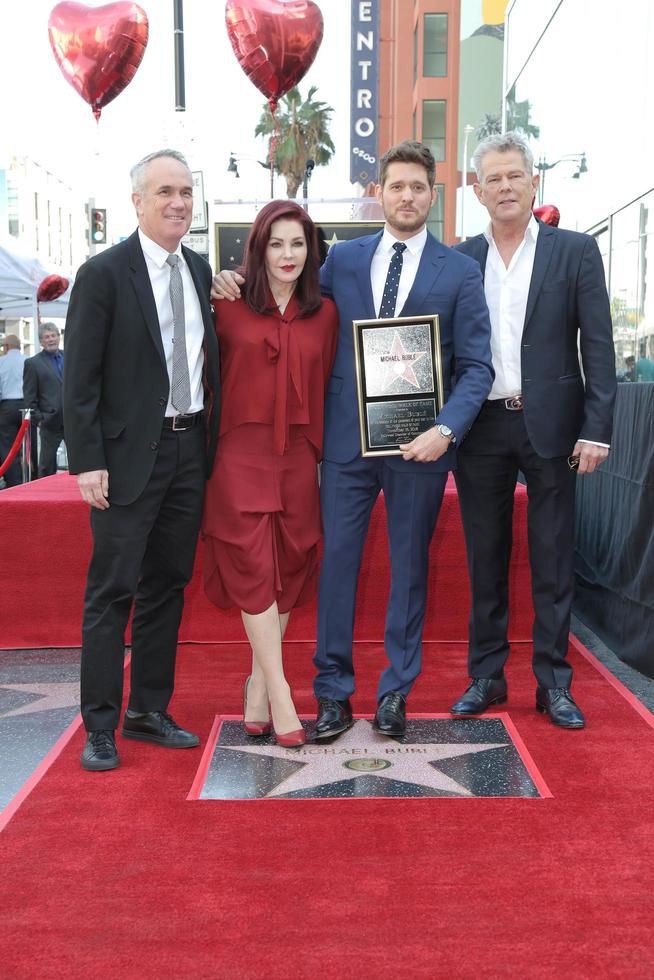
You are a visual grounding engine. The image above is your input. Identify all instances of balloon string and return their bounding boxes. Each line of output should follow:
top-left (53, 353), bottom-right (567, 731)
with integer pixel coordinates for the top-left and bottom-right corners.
top-left (268, 98), bottom-right (280, 194)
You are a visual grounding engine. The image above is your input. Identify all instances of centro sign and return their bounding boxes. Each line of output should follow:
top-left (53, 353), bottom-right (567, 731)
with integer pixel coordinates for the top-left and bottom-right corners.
top-left (350, 0), bottom-right (379, 185)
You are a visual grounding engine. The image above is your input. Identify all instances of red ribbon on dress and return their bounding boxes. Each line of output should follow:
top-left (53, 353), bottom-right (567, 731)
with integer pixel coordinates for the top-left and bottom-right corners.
top-left (265, 318), bottom-right (304, 454)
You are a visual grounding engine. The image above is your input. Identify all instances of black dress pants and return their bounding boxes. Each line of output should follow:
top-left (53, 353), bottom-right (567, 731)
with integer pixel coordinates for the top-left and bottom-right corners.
top-left (38, 423), bottom-right (65, 477)
top-left (80, 424), bottom-right (205, 731)
top-left (0, 399), bottom-right (24, 487)
top-left (455, 402), bottom-right (577, 690)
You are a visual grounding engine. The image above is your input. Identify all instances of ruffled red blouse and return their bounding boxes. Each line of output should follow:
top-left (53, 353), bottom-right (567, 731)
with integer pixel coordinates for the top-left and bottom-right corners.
top-left (215, 294), bottom-right (338, 456)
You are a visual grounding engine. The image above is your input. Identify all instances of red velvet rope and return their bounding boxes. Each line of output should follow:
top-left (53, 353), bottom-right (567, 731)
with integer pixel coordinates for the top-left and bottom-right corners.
top-left (0, 418), bottom-right (30, 478)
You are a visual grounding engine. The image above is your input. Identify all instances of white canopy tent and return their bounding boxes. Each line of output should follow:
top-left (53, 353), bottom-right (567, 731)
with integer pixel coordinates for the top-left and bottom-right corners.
top-left (0, 238), bottom-right (72, 350)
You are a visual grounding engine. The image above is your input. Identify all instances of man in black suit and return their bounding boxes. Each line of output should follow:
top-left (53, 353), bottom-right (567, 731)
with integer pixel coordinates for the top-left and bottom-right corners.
top-left (451, 132), bottom-right (616, 729)
top-left (64, 149), bottom-right (220, 771)
top-left (23, 323), bottom-right (65, 477)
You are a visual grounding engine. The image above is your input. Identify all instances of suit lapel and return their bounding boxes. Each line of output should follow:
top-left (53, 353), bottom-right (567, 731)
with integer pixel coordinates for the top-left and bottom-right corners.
top-left (465, 235), bottom-right (489, 280)
top-left (128, 232), bottom-right (166, 366)
top-left (38, 350), bottom-right (60, 382)
top-left (355, 232), bottom-right (383, 319)
top-left (399, 232), bottom-right (447, 316)
top-left (524, 222), bottom-right (556, 328)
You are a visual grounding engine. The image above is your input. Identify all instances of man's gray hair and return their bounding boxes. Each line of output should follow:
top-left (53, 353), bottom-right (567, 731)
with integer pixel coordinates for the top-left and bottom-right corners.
top-left (472, 132), bottom-right (534, 180)
top-left (38, 322), bottom-right (60, 340)
top-left (130, 149), bottom-right (190, 194)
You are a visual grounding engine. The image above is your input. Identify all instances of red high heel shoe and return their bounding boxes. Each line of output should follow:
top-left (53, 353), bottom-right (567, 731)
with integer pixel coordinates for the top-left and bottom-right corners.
top-left (243, 676), bottom-right (271, 737)
top-left (273, 725), bottom-right (306, 748)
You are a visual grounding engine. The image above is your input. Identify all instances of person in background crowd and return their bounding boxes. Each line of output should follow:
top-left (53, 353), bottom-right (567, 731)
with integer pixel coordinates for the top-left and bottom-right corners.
top-left (22, 323), bottom-right (65, 478)
top-left (451, 132), bottom-right (617, 729)
top-left (0, 334), bottom-right (26, 487)
top-left (63, 149), bottom-right (220, 772)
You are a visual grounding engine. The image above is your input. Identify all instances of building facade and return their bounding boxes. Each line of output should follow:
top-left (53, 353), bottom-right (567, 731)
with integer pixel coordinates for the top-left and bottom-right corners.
top-left (505, 0), bottom-right (654, 379)
top-left (377, 0), bottom-right (461, 243)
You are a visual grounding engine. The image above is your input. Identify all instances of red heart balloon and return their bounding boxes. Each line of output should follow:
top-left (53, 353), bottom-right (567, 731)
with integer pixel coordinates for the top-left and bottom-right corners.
top-left (533, 204), bottom-right (560, 227)
top-left (225, 0), bottom-right (324, 112)
top-left (48, 2), bottom-right (149, 122)
top-left (37, 274), bottom-right (70, 303)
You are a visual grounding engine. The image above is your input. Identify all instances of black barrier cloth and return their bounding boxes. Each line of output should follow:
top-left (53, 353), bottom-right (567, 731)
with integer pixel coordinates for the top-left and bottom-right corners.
top-left (574, 383), bottom-right (654, 679)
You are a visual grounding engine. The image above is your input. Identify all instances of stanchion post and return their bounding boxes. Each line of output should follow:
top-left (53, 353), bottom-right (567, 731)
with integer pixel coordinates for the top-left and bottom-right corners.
top-left (21, 408), bottom-right (32, 483)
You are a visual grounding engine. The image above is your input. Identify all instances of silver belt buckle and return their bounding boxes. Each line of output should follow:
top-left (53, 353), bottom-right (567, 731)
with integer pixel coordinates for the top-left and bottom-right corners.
top-left (172, 413), bottom-right (188, 431)
top-left (505, 395), bottom-right (523, 411)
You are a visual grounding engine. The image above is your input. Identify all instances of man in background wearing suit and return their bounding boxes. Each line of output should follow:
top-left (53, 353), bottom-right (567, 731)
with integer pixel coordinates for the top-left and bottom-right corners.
top-left (451, 132), bottom-right (616, 728)
top-left (64, 149), bottom-right (220, 771)
top-left (23, 323), bottom-right (65, 478)
top-left (212, 141), bottom-right (494, 738)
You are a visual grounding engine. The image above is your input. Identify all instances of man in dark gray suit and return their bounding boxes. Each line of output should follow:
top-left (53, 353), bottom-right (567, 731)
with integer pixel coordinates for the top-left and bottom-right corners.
top-left (23, 323), bottom-right (65, 477)
top-left (451, 132), bottom-right (616, 729)
top-left (64, 149), bottom-right (220, 772)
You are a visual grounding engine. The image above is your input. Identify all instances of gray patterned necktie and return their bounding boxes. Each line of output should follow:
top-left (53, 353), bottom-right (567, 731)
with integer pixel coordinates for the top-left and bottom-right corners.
top-left (378, 241), bottom-right (407, 318)
top-left (166, 253), bottom-right (191, 414)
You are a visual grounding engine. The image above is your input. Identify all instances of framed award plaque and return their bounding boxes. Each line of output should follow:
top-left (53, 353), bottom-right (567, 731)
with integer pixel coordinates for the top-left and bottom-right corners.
top-left (352, 314), bottom-right (444, 457)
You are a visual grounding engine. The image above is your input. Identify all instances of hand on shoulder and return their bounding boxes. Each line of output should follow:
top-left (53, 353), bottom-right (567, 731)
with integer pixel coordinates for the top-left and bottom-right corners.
top-left (211, 270), bottom-right (245, 302)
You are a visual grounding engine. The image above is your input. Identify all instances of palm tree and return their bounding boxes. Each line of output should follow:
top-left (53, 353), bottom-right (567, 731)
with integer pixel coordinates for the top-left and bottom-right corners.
top-left (475, 113), bottom-right (502, 140)
top-left (255, 85), bottom-right (335, 198)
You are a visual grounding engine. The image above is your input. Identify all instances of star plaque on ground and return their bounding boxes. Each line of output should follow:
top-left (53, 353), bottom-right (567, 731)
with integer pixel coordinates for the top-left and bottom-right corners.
top-left (189, 717), bottom-right (550, 801)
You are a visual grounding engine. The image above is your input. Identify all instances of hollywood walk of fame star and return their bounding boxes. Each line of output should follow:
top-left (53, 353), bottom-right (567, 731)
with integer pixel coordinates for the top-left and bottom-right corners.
top-left (218, 720), bottom-right (509, 798)
top-left (380, 331), bottom-right (428, 391)
top-left (0, 682), bottom-right (80, 719)
top-left (323, 232), bottom-right (343, 251)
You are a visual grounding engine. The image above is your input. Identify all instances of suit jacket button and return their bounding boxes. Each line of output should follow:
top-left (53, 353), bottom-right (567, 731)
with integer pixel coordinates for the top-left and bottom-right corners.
top-left (158, 397), bottom-right (166, 406)
top-left (150, 441), bottom-right (159, 450)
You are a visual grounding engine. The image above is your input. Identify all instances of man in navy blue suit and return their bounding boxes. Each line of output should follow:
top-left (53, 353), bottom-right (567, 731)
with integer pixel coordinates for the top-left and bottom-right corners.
top-left (213, 141), bottom-right (493, 739)
top-left (451, 132), bottom-right (616, 729)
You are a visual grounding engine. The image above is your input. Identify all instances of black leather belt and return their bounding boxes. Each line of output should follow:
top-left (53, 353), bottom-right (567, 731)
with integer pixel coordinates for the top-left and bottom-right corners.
top-left (162, 411), bottom-right (203, 431)
top-left (486, 395), bottom-right (523, 411)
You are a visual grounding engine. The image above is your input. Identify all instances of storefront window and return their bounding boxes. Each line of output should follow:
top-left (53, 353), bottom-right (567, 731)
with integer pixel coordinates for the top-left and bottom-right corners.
top-left (611, 192), bottom-right (654, 383)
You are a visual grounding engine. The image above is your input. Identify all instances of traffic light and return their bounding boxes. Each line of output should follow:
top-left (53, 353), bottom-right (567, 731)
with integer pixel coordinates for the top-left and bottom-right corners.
top-left (90, 208), bottom-right (106, 244)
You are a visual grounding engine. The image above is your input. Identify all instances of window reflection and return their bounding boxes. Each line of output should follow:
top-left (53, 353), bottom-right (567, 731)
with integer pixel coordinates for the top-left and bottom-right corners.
top-left (613, 193), bottom-right (654, 383)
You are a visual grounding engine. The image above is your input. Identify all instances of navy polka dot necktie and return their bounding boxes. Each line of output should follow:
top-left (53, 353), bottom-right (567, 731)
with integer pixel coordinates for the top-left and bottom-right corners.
top-left (378, 241), bottom-right (407, 318)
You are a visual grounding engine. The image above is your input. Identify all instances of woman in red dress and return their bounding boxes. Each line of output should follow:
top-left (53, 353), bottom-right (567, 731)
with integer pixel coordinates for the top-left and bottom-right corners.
top-left (203, 201), bottom-right (337, 747)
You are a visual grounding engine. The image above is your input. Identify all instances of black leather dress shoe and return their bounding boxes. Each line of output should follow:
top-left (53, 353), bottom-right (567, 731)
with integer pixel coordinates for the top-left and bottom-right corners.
top-left (315, 698), bottom-right (353, 739)
top-left (536, 688), bottom-right (585, 729)
top-left (121, 710), bottom-right (200, 747)
top-left (373, 691), bottom-right (406, 735)
top-left (450, 677), bottom-right (507, 716)
top-left (81, 730), bottom-right (119, 771)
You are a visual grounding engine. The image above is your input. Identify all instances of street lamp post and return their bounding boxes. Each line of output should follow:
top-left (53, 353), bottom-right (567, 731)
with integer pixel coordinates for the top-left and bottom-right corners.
top-left (537, 153), bottom-right (587, 205)
top-left (227, 153), bottom-right (274, 199)
top-left (302, 159), bottom-right (315, 213)
top-left (460, 124), bottom-right (474, 242)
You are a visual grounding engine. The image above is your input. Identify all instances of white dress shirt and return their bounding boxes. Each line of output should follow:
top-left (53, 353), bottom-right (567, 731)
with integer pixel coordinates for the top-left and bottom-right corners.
top-left (483, 215), bottom-right (538, 401)
top-left (0, 349), bottom-right (26, 400)
top-left (138, 229), bottom-right (205, 416)
top-left (371, 227), bottom-right (427, 318)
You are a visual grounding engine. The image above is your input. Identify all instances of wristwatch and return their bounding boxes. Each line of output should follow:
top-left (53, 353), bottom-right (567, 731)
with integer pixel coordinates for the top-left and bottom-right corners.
top-left (436, 423), bottom-right (456, 444)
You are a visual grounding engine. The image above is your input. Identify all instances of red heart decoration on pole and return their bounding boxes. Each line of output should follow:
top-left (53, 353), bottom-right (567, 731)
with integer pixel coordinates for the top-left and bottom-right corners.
top-left (225, 0), bottom-right (324, 114)
top-left (48, 1), bottom-right (149, 122)
top-left (533, 204), bottom-right (560, 227)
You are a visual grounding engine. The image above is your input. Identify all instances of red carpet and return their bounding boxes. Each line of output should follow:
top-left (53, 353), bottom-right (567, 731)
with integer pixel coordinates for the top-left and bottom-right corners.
top-left (2, 474), bottom-right (531, 649)
top-left (1, 640), bottom-right (653, 978)
top-left (3, 476), bottom-right (652, 976)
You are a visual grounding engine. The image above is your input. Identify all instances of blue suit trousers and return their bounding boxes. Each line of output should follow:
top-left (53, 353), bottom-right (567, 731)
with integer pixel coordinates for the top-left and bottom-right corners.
top-left (313, 456), bottom-right (447, 702)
